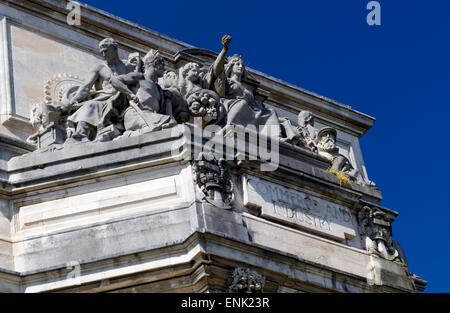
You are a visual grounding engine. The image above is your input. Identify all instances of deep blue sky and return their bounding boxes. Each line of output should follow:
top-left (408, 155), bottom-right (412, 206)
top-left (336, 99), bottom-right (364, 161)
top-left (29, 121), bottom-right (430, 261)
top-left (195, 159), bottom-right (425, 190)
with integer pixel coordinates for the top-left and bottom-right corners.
top-left (82, 0), bottom-right (449, 292)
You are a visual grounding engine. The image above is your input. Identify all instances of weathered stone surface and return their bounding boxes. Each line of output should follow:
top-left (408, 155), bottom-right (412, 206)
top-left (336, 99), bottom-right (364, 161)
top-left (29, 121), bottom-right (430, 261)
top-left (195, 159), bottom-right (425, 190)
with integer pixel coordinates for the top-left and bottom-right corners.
top-left (243, 175), bottom-right (357, 241)
top-left (15, 170), bottom-right (192, 238)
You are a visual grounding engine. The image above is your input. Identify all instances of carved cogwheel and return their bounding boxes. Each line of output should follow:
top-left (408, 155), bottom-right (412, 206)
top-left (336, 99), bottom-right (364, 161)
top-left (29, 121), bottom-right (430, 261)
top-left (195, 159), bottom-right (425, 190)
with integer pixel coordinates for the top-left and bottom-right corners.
top-left (43, 73), bottom-right (85, 105)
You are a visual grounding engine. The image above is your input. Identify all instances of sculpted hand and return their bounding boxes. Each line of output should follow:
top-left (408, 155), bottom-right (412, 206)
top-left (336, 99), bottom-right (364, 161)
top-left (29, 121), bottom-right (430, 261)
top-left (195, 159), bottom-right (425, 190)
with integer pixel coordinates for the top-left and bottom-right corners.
top-left (222, 35), bottom-right (232, 50)
top-left (129, 93), bottom-right (139, 104)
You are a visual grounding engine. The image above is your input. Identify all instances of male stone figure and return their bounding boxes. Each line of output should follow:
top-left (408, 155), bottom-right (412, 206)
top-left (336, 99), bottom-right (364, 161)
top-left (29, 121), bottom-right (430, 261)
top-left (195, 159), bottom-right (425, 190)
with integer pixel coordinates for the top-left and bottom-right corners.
top-left (280, 110), bottom-right (318, 152)
top-left (65, 37), bottom-right (135, 142)
top-left (297, 111), bottom-right (318, 151)
top-left (317, 127), bottom-right (372, 185)
top-left (108, 49), bottom-right (177, 135)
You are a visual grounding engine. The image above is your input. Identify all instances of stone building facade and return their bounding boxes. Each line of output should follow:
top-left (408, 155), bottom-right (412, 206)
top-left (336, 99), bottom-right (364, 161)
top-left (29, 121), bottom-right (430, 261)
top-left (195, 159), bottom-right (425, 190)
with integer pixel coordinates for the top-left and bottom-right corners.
top-left (0, 0), bottom-right (426, 293)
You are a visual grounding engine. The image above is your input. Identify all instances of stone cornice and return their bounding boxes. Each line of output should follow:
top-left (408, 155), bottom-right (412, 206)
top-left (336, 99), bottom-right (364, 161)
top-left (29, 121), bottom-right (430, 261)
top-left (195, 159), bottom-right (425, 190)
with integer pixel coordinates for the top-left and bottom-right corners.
top-left (0, 125), bottom-right (382, 207)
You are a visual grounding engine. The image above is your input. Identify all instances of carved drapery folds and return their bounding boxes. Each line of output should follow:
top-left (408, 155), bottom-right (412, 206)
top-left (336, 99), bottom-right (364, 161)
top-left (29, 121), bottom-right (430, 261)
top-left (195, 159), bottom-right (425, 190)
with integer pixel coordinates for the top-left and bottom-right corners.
top-left (358, 206), bottom-right (407, 265)
top-left (192, 152), bottom-right (233, 209)
top-left (228, 267), bottom-right (265, 293)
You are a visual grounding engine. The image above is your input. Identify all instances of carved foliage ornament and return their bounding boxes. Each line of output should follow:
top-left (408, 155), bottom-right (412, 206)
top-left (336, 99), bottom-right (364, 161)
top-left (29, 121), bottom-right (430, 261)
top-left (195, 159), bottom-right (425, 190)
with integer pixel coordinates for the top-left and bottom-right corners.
top-left (358, 206), bottom-right (405, 264)
top-left (192, 152), bottom-right (233, 209)
top-left (228, 267), bottom-right (265, 293)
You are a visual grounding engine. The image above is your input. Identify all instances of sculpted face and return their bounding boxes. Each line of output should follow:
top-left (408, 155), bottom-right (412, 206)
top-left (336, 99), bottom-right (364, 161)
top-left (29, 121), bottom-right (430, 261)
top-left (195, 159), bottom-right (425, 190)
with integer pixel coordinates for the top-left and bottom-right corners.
top-left (298, 111), bottom-right (313, 126)
top-left (99, 43), bottom-right (117, 63)
top-left (232, 59), bottom-right (244, 77)
top-left (185, 63), bottom-right (200, 82)
top-left (153, 58), bottom-right (165, 77)
top-left (162, 71), bottom-right (178, 88)
top-left (318, 132), bottom-right (336, 152)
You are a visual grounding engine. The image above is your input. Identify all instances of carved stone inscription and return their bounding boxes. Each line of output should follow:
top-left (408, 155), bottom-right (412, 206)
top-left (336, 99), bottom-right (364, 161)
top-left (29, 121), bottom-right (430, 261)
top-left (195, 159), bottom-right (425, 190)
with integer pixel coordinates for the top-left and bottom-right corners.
top-left (243, 175), bottom-right (356, 241)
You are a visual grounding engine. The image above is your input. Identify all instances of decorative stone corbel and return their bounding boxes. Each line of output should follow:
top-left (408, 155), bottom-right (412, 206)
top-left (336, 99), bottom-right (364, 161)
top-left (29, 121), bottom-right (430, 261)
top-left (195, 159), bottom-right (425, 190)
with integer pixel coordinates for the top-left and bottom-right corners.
top-left (228, 267), bottom-right (265, 293)
top-left (191, 152), bottom-right (234, 209)
top-left (358, 206), bottom-right (402, 262)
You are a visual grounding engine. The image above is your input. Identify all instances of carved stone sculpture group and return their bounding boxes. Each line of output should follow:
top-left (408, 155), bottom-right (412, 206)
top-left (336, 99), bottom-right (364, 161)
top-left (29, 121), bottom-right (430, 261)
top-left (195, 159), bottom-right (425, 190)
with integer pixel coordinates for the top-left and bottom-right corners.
top-left (24, 35), bottom-right (410, 267)
top-left (27, 35), bottom-right (373, 187)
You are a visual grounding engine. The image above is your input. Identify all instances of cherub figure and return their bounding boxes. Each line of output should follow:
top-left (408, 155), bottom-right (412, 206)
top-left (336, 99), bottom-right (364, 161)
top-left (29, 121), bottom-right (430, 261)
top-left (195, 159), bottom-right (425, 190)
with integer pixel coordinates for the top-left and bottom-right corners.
top-left (171, 35), bottom-right (233, 126)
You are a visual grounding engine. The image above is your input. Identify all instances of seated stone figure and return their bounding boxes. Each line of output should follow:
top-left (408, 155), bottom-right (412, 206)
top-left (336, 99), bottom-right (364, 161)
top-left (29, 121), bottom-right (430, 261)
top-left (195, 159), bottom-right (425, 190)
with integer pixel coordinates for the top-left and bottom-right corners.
top-left (64, 38), bottom-right (135, 143)
top-left (212, 36), bottom-right (281, 138)
top-left (317, 127), bottom-right (374, 186)
top-left (280, 110), bottom-right (318, 152)
top-left (108, 49), bottom-right (177, 136)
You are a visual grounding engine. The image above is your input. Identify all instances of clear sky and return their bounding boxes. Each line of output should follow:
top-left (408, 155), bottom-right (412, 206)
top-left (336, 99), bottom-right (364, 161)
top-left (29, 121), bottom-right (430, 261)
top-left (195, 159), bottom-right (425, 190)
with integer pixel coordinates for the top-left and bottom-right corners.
top-left (81, 0), bottom-right (449, 292)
